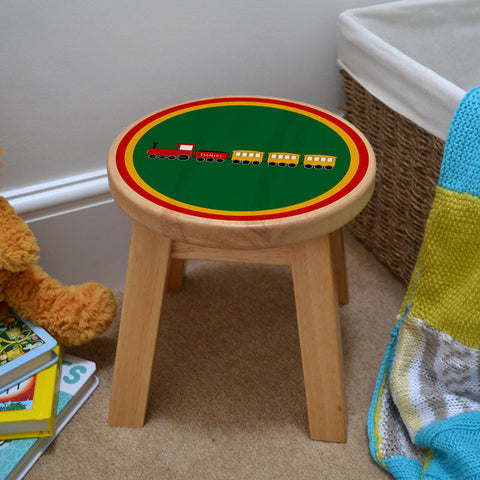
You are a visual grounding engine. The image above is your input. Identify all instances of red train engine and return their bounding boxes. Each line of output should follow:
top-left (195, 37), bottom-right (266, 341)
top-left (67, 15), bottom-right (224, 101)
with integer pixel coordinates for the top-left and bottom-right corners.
top-left (147, 143), bottom-right (196, 160)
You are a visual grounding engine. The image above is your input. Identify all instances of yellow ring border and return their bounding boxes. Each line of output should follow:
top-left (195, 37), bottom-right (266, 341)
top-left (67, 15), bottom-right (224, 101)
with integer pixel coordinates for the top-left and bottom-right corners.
top-left (123, 101), bottom-right (360, 216)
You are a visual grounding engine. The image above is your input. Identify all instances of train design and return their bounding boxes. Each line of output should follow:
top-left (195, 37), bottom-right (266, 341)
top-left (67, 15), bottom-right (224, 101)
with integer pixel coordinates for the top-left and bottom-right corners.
top-left (147, 143), bottom-right (337, 169)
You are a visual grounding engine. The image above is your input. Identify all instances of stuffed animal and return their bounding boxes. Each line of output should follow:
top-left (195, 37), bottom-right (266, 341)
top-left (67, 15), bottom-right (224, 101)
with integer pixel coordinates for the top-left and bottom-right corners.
top-left (0, 195), bottom-right (117, 346)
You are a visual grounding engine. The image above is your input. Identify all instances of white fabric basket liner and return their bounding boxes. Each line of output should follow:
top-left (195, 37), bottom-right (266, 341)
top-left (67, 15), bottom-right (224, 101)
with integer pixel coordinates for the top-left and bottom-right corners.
top-left (337, 0), bottom-right (480, 141)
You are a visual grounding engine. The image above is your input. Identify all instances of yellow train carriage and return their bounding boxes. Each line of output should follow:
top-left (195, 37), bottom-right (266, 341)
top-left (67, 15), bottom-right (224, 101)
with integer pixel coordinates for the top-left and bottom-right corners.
top-left (303, 155), bottom-right (337, 170)
top-left (267, 152), bottom-right (300, 168)
top-left (231, 150), bottom-right (264, 165)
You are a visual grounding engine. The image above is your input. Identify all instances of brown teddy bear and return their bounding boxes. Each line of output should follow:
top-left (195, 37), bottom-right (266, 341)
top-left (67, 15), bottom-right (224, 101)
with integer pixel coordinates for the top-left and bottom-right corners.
top-left (0, 195), bottom-right (117, 346)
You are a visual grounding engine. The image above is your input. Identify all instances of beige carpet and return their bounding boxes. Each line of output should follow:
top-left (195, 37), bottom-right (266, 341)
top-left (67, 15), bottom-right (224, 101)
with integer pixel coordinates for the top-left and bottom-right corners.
top-left (26, 231), bottom-right (406, 480)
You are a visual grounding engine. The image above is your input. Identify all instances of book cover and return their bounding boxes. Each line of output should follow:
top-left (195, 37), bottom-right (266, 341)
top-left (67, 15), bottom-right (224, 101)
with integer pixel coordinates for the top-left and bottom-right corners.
top-left (0, 347), bottom-right (63, 440)
top-left (0, 354), bottom-right (98, 480)
top-left (0, 310), bottom-right (58, 395)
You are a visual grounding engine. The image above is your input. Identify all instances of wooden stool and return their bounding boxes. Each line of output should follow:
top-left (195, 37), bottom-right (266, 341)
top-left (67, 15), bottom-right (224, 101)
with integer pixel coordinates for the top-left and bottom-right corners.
top-left (107, 96), bottom-right (375, 442)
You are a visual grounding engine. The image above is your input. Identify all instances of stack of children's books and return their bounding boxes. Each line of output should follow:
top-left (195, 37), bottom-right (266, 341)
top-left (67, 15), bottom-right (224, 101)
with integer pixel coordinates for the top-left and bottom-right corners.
top-left (0, 308), bottom-right (99, 480)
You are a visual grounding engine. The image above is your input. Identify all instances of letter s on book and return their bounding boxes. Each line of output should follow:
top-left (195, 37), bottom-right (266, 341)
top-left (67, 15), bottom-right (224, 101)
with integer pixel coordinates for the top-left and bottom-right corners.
top-left (63, 365), bottom-right (87, 384)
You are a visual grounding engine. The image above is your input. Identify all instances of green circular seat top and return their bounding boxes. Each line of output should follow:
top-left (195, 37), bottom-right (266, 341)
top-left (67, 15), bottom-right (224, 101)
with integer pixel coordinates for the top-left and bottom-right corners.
top-left (114, 97), bottom-right (371, 221)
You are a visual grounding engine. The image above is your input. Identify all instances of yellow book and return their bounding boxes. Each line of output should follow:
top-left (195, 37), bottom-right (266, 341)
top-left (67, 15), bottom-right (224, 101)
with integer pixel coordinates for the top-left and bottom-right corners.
top-left (0, 347), bottom-right (63, 440)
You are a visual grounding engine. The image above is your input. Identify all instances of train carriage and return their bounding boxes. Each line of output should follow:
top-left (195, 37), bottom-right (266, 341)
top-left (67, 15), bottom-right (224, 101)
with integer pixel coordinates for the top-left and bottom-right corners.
top-left (231, 150), bottom-right (264, 165)
top-left (267, 152), bottom-right (300, 168)
top-left (303, 155), bottom-right (337, 169)
top-left (195, 150), bottom-right (229, 163)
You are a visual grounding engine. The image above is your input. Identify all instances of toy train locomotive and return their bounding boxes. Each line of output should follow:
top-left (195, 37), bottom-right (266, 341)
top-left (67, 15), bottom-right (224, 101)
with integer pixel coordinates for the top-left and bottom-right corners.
top-left (147, 143), bottom-right (337, 169)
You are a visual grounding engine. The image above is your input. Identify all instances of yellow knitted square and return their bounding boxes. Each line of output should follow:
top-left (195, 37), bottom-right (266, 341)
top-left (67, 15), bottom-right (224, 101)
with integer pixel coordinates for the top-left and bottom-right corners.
top-left (411, 187), bottom-right (480, 349)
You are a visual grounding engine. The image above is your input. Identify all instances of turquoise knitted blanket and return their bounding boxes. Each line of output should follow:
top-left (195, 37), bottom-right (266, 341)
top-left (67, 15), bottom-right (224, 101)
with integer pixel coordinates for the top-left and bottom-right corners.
top-left (368, 86), bottom-right (480, 479)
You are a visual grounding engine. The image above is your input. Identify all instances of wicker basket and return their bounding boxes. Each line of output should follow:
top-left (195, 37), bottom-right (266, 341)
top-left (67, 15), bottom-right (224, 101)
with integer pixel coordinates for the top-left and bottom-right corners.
top-left (341, 70), bottom-right (445, 283)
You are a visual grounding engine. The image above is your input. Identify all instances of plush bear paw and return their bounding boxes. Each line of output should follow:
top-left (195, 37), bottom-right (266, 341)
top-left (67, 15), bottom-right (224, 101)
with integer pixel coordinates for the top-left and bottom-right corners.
top-left (34, 283), bottom-right (117, 346)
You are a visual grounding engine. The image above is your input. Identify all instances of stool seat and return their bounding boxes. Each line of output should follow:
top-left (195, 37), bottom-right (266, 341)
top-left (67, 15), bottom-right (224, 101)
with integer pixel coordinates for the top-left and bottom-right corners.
top-left (107, 96), bottom-right (375, 442)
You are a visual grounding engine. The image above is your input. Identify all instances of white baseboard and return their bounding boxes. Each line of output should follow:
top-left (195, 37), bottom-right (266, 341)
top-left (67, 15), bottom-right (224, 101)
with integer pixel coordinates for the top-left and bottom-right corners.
top-left (3, 169), bottom-right (114, 223)
top-left (3, 171), bottom-right (131, 289)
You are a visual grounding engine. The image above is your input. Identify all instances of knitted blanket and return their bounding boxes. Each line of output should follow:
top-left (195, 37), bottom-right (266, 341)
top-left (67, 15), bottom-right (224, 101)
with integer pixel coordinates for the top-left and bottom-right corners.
top-left (368, 86), bottom-right (480, 479)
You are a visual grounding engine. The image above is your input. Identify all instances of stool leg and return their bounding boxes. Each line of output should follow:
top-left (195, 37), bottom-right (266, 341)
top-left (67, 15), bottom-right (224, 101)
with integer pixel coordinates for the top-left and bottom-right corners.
top-left (108, 222), bottom-right (172, 427)
top-left (329, 229), bottom-right (349, 305)
top-left (167, 258), bottom-right (186, 292)
top-left (291, 235), bottom-right (347, 442)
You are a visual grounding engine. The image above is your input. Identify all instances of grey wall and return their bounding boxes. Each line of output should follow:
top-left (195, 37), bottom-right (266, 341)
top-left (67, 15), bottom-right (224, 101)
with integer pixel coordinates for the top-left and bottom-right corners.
top-left (0, 0), bottom-right (393, 192)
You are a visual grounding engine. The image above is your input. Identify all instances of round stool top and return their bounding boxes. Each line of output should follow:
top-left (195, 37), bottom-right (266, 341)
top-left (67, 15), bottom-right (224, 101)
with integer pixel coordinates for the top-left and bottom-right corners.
top-left (108, 96), bottom-right (375, 249)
